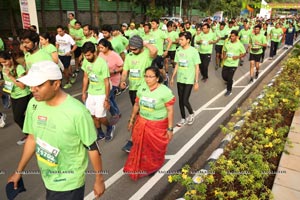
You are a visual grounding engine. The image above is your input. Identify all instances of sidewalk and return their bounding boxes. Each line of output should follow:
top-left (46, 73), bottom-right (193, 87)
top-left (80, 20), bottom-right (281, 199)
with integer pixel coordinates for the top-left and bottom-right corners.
top-left (272, 109), bottom-right (300, 199)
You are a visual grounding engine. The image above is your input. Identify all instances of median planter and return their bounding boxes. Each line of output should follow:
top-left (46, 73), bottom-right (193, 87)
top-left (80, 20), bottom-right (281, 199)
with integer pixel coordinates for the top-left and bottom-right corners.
top-left (168, 50), bottom-right (300, 200)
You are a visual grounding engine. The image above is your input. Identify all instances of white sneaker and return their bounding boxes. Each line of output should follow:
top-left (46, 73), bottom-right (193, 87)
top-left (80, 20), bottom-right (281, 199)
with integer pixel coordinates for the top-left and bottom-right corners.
top-left (176, 118), bottom-right (186, 127)
top-left (0, 113), bottom-right (6, 128)
top-left (187, 113), bottom-right (195, 125)
top-left (17, 136), bottom-right (28, 145)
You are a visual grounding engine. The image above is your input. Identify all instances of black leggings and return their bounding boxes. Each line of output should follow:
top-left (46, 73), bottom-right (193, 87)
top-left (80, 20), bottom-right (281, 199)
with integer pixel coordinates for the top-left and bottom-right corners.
top-left (222, 66), bottom-right (237, 92)
top-left (177, 82), bottom-right (193, 119)
top-left (11, 94), bottom-right (31, 130)
top-left (129, 90), bottom-right (137, 106)
top-left (270, 41), bottom-right (279, 57)
top-left (200, 54), bottom-right (211, 79)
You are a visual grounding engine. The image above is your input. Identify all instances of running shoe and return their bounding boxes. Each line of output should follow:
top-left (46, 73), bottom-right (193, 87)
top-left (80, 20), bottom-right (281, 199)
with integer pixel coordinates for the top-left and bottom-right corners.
top-left (75, 68), bottom-right (80, 73)
top-left (63, 83), bottom-right (72, 89)
top-left (70, 73), bottom-right (77, 84)
top-left (17, 136), bottom-right (28, 145)
top-left (122, 140), bottom-right (133, 153)
top-left (176, 118), bottom-right (187, 127)
top-left (255, 71), bottom-right (259, 79)
top-left (0, 113), bottom-right (6, 128)
top-left (187, 113), bottom-right (195, 125)
top-left (105, 125), bottom-right (115, 142)
top-left (97, 128), bottom-right (105, 141)
top-left (224, 90), bottom-right (232, 97)
top-left (248, 78), bottom-right (254, 84)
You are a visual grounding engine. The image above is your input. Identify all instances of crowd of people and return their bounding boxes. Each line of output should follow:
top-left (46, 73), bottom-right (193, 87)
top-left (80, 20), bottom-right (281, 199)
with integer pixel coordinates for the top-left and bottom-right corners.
top-left (1, 12), bottom-right (300, 199)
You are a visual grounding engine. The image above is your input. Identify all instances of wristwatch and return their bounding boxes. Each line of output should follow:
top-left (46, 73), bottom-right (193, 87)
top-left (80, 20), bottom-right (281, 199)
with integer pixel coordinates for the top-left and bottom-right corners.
top-left (167, 127), bottom-right (173, 132)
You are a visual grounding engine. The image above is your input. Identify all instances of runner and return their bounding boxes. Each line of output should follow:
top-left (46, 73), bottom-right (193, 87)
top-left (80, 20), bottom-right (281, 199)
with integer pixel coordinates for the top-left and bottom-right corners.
top-left (269, 22), bottom-right (283, 60)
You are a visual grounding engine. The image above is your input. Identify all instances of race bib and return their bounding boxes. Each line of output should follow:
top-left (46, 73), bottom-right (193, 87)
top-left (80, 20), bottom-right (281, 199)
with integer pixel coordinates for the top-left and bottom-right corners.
top-left (36, 138), bottom-right (60, 167)
top-left (140, 96), bottom-right (156, 111)
top-left (89, 73), bottom-right (99, 83)
top-left (3, 80), bottom-right (13, 94)
top-left (129, 69), bottom-right (141, 79)
top-left (202, 40), bottom-right (209, 45)
top-left (179, 59), bottom-right (188, 68)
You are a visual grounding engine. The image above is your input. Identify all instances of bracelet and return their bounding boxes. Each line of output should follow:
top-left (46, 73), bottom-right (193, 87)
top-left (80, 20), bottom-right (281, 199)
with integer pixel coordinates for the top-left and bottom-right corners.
top-left (167, 127), bottom-right (173, 132)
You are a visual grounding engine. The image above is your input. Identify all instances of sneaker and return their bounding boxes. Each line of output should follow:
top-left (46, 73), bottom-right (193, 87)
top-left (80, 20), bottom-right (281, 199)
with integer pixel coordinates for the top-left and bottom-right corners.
top-left (255, 71), bottom-right (259, 79)
top-left (70, 73), bottom-right (77, 84)
top-left (0, 113), bottom-right (7, 128)
top-left (248, 78), bottom-right (254, 84)
top-left (224, 90), bottom-right (232, 97)
top-left (187, 113), bottom-right (194, 125)
top-left (75, 68), bottom-right (80, 73)
top-left (176, 118), bottom-right (187, 127)
top-left (17, 136), bottom-right (28, 145)
top-left (63, 83), bottom-right (72, 89)
top-left (122, 140), bottom-right (133, 153)
top-left (97, 128), bottom-right (105, 141)
top-left (105, 125), bottom-right (115, 142)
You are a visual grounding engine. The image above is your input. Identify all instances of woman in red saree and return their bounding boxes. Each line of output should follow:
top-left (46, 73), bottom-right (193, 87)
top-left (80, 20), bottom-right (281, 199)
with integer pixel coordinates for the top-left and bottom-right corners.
top-left (123, 66), bottom-right (175, 180)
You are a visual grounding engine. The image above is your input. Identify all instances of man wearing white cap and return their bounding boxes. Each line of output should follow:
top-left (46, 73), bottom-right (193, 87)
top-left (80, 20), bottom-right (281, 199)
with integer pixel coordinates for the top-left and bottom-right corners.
top-left (8, 61), bottom-right (105, 199)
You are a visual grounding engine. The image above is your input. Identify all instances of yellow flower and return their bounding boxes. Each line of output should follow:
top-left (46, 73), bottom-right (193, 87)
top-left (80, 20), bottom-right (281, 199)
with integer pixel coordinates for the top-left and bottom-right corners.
top-left (227, 160), bottom-right (233, 166)
top-left (265, 128), bottom-right (273, 135)
top-left (268, 98), bottom-right (272, 104)
top-left (191, 190), bottom-right (197, 195)
top-left (214, 190), bottom-right (219, 196)
top-left (295, 89), bottom-right (300, 96)
top-left (182, 168), bottom-right (188, 174)
top-left (168, 175), bottom-right (173, 183)
top-left (195, 176), bottom-right (202, 183)
top-left (264, 142), bottom-right (273, 148)
top-left (182, 174), bottom-right (188, 179)
top-left (282, 98), bottom-right (289, 103)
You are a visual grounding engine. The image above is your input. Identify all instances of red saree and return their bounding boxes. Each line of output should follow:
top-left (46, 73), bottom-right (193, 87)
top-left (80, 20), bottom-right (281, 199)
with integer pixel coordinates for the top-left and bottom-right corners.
top-left (123, 116), bottom-right (169, 180)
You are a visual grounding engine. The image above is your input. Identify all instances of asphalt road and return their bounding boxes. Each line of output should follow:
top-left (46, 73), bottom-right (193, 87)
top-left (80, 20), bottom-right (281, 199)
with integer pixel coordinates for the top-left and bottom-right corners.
top-left (0, 42), bottom-right (296, 200)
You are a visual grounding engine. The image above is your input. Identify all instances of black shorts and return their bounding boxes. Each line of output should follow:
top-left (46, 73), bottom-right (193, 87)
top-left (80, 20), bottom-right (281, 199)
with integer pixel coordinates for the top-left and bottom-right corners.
top-left (59, 55), bottom-right (72, 68)
top-left (167, 51), bottom-right (176, 60)
top-left (74, 47), bottom-right (82, 58)
top-left (46, 185), bottom-right (84, 200)
top-left (215, 45), bottom-right (223, 54)
top-left (249, 53), bottom-right (262, 62)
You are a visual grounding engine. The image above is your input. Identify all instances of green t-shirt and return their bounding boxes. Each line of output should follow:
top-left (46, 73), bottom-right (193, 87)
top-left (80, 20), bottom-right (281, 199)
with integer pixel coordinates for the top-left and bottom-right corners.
top-left (270, 28), bottom-right (283, 42)
top-left (123, 48), bottom-right (153, 91)
top-left (2, 64), bottom-right (31, 99)
top-left (238, 29), bottom-right (252, 44)
top-left (197, 31), bottom-right (217, 54)
top-left (138, 27), bottom-right (145, 37)
top-left (174, 46), bottom-right (201, 84)
top-left (82, 36), bottom-right (98, 46)
top-left (186, 28), bottom-right (196, 36)
top-left (164, 31), bottom-right (178, 51)
top-left (223, 40), bottom-right (246, 67)
top-left (25, 49), bottom-right (53, 70)
top-left (81, 57), bottom-right (110, 95)
top-left (23, 95), bottom-right (97, 191)
top-left (111, 37), bottom-right (126, 55)
top-left (215, 28), bottom-right (228, 46)
top-left (72, 28), bottom-right (84, 47)
top-left (0, 38), bottom-right (4, 51)
top-left (249, 33), bottom-right (267, 55)
top-left (137, 82), bottom-right (174, 120)
top-left (41, 44), bottom-right (57, 55)
top-left (150, 29), bottom-right (168, 56)
top-left (125, 29), bottom-right (138, 39)
top-left (69, 19), bottom-right (76, 36)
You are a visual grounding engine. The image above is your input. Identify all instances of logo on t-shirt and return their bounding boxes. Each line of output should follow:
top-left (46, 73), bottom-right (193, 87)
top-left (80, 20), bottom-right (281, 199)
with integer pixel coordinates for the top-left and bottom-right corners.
top-left (37, 116), bottom-right (47, 126)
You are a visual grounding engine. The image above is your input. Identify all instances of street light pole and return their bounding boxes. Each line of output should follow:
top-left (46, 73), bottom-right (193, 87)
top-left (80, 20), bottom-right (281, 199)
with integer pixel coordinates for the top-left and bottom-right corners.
top-left (179, 0), bottom-right (182, 18)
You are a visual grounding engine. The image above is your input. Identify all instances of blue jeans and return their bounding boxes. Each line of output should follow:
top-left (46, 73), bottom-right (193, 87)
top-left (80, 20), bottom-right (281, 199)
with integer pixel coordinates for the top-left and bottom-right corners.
top-left (109, 86), bottom-right (120, 116)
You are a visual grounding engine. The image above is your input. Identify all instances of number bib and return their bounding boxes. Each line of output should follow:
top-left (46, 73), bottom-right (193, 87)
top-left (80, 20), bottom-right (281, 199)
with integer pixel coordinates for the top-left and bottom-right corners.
top-left (36, 138), bottom-right (60, 167)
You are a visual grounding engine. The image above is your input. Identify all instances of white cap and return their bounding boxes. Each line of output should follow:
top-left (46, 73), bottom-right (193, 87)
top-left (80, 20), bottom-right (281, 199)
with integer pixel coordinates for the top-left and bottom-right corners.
top-left (18, 61), bottom-right (62, 87)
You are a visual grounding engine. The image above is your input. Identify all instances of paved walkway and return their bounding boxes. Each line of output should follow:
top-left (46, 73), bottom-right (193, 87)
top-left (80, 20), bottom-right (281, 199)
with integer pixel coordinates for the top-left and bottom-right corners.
top-left (272, 109), bottom-right (300, 199)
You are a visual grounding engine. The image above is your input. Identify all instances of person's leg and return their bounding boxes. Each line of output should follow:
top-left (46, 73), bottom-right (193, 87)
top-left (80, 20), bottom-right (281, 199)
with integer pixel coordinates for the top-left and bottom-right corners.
top-left (11, 95), bottom-right (31, 130)
top-left (222, 66), bottom-right (229, 83)
top-left (182, 84), bottom-right (193, 114)
top-left (109, 86), bottom-right (120, 116)
top-left (269, 41), bottom-right (275, 58)
top-left (199, 53), bottom-right (205, 79)
top-left (226, 67), bottom-right (236, 92)
top-left (177, 82), bottom-right (186, 119)
top-left (129, 90), bottom-right (137, 106)
top-left (202, 54), bottom-right (211, 79)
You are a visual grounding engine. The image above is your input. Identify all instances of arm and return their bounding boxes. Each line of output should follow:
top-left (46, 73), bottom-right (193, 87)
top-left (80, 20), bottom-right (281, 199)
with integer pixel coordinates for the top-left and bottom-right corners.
top-left (103, 77), bottom-right (110, 110)
top-left (51, 51), bottom-right (59, 64)
top-left (166, 105), bottom-right (174, 140)
top-left (163, 37), bottom-right (172, 57)
top-left (88, 150), bottom-right (105, 198)
top-left (119, 69), bottom-right (128, 89)
top-left (5, 70), bottom-right (27, 90)
top-left (128, 101), bottom-right (140, 131)
top-left (8, 134), bottom-right (36, 189)
top-left (144, 43), bottom-right (158, 59)
top-left (170, 63), bottom-right (178, 87)
top-left (82, 72), bottom-right (89, 102)
top-left (194, 64), bottom-right (199, 91)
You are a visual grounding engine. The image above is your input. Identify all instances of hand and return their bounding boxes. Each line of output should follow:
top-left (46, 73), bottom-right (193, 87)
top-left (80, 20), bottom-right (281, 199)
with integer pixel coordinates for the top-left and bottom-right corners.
top-left (119, 82), bottom-right (126, 90)
top-left (166, 130), bottom-right (173, 141)
top-left (93, 178), bottom-right (105, 198)
top-left (127, 120), bottom-right (134, 131)
top-left (194, 82), bottom-right (199, 91)
top-left (104, 100), bottom-right (110, 110)
top-left (162, 51), bottom-right (168, 58)
top-left (82, 93), bottom-right (87, 103)
top-left (169, 78), bottom-right (174, 87)
top-left (7, 172), bottom-right (22, 190)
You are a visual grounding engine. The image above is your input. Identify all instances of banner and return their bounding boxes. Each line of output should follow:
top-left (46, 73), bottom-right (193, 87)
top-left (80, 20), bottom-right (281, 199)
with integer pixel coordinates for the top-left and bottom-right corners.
top-left (19, 0), bottom-right (39, 32)
top-left (213, 11), bottom-right (223, 22)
